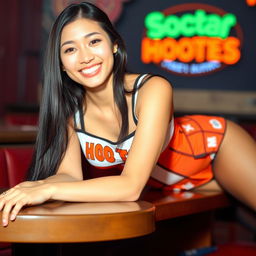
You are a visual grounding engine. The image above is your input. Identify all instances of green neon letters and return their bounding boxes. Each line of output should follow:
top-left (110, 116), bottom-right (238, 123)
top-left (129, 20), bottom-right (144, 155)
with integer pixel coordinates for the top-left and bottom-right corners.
top-left (145, 9), bottom-right (237, 39)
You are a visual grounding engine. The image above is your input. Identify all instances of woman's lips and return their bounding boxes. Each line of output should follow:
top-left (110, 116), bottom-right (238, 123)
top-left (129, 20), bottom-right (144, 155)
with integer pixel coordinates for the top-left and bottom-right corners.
top-left (80, 64), bottom-right (101, 78)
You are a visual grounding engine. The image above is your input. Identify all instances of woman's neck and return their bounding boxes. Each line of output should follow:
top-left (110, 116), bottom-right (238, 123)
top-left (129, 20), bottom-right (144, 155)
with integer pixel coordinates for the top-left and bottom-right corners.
top-left (84, 73), bottom-right (116, 113)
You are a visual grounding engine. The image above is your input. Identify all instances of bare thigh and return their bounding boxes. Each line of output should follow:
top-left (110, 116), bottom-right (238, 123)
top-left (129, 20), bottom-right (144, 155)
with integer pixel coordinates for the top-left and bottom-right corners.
top-left (194, 179), bottom-right (222, 191)
top-left (213, 120), bottom-right (256, 210)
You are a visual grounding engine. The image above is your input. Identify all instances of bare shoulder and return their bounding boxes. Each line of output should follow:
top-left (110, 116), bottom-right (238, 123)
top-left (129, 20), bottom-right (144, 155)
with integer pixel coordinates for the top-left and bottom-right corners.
top-left (138, 75), bottom-right (173, 102)
top-left (142, 75), bottom-right (172, 91)
top-left (125, 73), bottom-right (172, 94)
top-left (136, 75), bottom-right (173, 118)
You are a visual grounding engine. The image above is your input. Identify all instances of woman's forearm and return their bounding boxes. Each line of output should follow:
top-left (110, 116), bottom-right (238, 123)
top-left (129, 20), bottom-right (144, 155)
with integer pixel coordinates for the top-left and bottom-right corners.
top-left (48, 175), bottom-right (141, 202)
top-left (43, 173), bottom-right (82, 183)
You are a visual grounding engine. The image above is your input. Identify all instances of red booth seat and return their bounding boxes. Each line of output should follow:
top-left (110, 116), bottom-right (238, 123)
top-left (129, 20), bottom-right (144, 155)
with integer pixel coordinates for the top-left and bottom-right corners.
top-left (0, 150), bottom-right (8, 188)
top-left (0, 147), bottom-right (34, 188)
top-left (0, 146), bottom-right (34, 256)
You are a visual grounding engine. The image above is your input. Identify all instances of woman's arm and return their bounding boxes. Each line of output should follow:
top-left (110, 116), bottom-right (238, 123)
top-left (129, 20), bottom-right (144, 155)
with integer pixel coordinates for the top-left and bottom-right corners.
top-left (0, 122), bottom-right (84, 225)
top-left (43, 123), bottom-right (84, 183)
top-left (45, 76), bottom-right (173, 202)
top-left (18, 123), bottom-right (84, 187)
top-left (0, 76), bottom-right (173, 225)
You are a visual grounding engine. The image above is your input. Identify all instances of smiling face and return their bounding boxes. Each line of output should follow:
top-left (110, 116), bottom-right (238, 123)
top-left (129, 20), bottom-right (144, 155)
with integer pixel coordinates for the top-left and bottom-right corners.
top-left (60, 18), bottom-right (117, 89)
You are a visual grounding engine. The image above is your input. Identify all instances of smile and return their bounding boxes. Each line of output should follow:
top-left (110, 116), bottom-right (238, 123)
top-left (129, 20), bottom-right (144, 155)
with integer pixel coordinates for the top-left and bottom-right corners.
top-left (80, 64), bottom-right (101, 77)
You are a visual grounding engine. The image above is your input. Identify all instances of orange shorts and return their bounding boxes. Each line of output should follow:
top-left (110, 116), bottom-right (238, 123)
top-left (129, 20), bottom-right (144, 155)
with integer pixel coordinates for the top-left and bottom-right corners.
top-left (148, 115), bottom-right (226, 191)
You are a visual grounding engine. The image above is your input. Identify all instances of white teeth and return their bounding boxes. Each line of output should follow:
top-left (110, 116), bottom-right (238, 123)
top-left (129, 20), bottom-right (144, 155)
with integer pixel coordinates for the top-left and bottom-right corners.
top-left (81, 65), bottom-right (100, 74)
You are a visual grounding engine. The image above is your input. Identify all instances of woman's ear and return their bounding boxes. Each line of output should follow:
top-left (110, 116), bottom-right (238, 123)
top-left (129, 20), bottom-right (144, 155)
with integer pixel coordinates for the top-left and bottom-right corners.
top-left (113, 44), bottom-right (118, 54)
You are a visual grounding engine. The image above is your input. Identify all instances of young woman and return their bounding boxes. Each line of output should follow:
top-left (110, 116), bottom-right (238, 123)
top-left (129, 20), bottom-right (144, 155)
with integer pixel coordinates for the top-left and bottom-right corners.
top-left (0, 2), bottom-right (256, 227)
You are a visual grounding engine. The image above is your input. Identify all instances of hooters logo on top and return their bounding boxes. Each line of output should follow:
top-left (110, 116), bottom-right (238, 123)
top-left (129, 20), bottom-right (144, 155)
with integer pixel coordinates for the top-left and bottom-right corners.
top-left (141, 3), bottom-right (243, 76)
top-left (85, 142), bottom-right (129, 165)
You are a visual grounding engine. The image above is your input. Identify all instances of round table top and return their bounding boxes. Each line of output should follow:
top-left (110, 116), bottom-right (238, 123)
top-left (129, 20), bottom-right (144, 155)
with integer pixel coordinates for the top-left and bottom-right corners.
top-left (0, 200), bottom-right (155, 243)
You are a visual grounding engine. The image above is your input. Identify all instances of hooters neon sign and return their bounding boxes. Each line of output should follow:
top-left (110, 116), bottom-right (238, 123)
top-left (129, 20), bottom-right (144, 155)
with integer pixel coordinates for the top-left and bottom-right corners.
top-left (141, 4), bottom-right (243, 76)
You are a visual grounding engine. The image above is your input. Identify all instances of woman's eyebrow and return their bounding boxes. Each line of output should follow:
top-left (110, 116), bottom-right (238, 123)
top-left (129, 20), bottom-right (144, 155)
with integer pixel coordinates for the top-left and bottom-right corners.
top-left (61, 32), bottom-right (101, 48)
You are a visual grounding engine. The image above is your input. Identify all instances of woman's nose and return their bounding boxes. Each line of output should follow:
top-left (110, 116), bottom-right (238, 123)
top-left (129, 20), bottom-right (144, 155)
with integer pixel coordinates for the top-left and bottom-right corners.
top-left (79, 48), bottom-right (94, 64)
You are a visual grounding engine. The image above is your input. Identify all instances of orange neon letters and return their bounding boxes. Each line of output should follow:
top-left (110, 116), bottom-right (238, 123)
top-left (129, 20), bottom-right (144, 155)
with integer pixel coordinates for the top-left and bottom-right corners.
top-left (141, 36), bottom-right (240, 64)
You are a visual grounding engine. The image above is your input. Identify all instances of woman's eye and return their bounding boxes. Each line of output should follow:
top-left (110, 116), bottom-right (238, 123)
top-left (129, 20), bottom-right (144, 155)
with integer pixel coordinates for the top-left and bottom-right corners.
top-left (64, 47), bottom-right (75, 54)
top-left (90, 39), bottom-right (101, 46)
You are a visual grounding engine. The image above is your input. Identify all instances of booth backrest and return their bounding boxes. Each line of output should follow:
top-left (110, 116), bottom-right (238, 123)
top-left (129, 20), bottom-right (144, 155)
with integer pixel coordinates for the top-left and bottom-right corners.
top-left (0, 150), bottom-right (8, 188)
top-left (0, 147), bottom-right (34, 256)
top-left (0, 147), bottom-right (34, 188)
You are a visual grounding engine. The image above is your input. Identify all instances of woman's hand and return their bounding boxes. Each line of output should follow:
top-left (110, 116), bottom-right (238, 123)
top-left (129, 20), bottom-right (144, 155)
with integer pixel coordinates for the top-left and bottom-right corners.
top-left (15, 180), bottom-right (44, 188)
top-left (0, 182), bottom-right (54, 226)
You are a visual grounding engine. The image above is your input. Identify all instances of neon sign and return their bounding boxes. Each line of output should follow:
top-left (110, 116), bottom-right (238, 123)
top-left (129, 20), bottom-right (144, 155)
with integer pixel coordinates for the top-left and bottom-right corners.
top-left (141, 4), bottom-right (243, 76)
top-left (246, 0), bottom-right (256, 6)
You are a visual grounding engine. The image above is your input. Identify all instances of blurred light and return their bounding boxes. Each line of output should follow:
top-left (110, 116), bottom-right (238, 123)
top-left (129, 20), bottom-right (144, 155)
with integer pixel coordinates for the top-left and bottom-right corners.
top-left (246, 0), bottom-right (256, 6)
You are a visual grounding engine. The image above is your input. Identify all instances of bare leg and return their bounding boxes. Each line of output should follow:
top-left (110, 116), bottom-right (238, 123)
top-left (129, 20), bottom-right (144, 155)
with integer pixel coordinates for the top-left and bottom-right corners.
top-left (195, 180), bottom-right (222, 191)
top-left (213, 120), bottom-right (256, 210)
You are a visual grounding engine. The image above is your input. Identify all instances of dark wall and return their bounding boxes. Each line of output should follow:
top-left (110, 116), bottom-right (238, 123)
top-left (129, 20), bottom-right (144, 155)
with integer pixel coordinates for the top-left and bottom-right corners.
top-left (116, 0), bottom-right (256, 91)
top-left (0, 0), bottom-right (42, 118)
top-left (0, 0), bottom-right (255, 119)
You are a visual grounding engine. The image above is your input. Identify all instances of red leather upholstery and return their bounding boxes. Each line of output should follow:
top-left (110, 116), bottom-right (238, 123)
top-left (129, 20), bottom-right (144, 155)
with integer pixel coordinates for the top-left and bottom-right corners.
top-left (4, 147), bottom-right (34, 187)
top-left (0, 146), bottom-right (34, 256)
top-left (0, 150), bottom-right (9, 188)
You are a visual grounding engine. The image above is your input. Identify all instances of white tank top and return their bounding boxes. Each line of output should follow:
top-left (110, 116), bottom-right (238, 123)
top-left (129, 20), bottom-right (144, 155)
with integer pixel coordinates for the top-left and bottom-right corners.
top-left (74, 74), bottom-right (174, 168)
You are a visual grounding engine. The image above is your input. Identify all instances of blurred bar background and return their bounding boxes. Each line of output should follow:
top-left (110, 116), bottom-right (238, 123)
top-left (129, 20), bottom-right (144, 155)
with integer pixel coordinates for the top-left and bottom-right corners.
top-left (0, 0), bottom-right (255, 134)
top-left (0, 0), bottom-right (256, 252)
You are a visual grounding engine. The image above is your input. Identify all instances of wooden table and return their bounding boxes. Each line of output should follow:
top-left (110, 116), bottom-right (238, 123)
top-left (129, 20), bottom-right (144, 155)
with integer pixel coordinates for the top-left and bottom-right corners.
top-left (0, 189), bottom-right (230, 255)
top-left (143, 189), bottom-right (230, 221)
top-left (0, 200), bottom-right (155, 243)
top-left (0, 125), bottom-right (37, 144)
top-left (141, 189), bottom-right (231, 254)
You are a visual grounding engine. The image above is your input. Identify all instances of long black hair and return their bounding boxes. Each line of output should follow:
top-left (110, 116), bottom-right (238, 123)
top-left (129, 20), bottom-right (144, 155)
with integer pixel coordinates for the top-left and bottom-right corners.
top-left (27, 2), bottom-right (128, 180)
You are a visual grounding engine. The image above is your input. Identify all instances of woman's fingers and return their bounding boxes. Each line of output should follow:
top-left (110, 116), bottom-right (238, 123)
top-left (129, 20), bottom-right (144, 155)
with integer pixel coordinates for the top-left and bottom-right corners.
top-left (2, 202), bottom-right (13, 226)
top-left (0, 183), bottom-right (52, 226)
top-left (0, 182), bottom-right (52, 226)
top-left (0, 189), bottom-right (14, 211)
top-left (1, 188), bottom-right (30, 226)
top-left (10, 200), bottom-right (27, 221)
top-left (1, 190), bottom-right (25, 226)
top-left (2, 199), bottom-right (16, 226)
top-left (0, 191), bottom-right (8, 211)
top-left (0, 182), bottom-right (37, 214)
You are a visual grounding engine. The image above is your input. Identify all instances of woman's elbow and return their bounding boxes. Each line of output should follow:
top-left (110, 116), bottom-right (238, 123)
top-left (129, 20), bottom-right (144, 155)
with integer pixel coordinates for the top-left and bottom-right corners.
top-left (116, 175), bottom-right (146, 201)
top-left (123, 194), bottom-right (140, 202)
top-left (123, 186), bottom-right (143, 201)
top-left (124, 193), bottom-right (140, 202)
